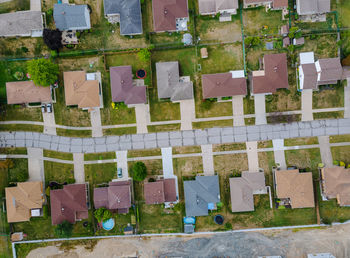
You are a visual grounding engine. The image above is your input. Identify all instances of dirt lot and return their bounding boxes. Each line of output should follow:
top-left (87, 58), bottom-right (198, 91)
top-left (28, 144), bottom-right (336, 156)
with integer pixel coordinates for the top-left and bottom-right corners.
top-left (26, 223), bottom-right (350, 257)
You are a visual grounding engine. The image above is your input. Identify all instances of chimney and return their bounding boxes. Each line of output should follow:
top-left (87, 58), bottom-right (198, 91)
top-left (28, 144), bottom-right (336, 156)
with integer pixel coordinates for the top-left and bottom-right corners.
top-left (273, 66), bottom-right (278, 72)
top-left (164, 8), bottom-right (168, 15)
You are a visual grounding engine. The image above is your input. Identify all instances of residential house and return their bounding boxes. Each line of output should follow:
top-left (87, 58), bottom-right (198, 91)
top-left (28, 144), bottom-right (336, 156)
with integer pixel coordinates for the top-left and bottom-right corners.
top-left (6, 81), bottom-right (52, 105)
top-left (293, 37), bottom-right (305, 46)
top-left (0, 11), bottom-right (44, 37)
top-left (296, 0), bottom-right (330, 17)
top-left (243, 0), bottom-right (288, 10)
top-left (64, 71), bottom-right (103, 109)
top-left (198, 0), bottom-right (239, 16)
top-left (50, 184), bottom-right (89, 225)
top-left (298, 52), bottom-right (343, 91)
top-left (144, 178), bottom-right (177, 205)
top-left (94, 181), bottom-right (132, 214)
top-left (5, 182), bottom-right (45, 223)
top-left (229, 171), bottom-right (267, 212)
top-left (320, 167), bottom-right (350, 206)
top-left (202, 70), bottom-right (247, 99)
top-left (156, 61), bottom-right (194, 101)
top-left (103, 0), bottom-right (143, 35)
top-left (110, 66), bottom-right (147, 106)
top-left (53, 4), bottom-right (91, 31)
top-left (251, 53), bottom-right (289, 95)
top-left (152, 0), bottom-right (189, 32)
top-left (274, 169), bottom-right (315, 209)
top-left (184, 175), bottom-right (220, 217)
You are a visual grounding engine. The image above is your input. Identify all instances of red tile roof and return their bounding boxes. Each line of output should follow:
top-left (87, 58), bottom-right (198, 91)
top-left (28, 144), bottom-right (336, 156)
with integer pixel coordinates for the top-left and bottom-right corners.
top-left (144, 179), bottom-right (177, 204)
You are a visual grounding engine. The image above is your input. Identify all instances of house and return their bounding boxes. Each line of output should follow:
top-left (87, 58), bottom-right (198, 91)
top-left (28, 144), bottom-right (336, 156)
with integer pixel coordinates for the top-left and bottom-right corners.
top-left (144, 178), bottom-right (177, 205)
top-left (280, 24), bottom-right (289, 37)
top-left (198, 0), bottom-right (239, 16)
top-left (184, 175), bottom-right (220, 217)
top-left (50, 184), bottom-right (89, 225)
top-left (0, 11), bottom-right (44, 37)
top-left (64, 71), bottom-right (103, 109)
top-left (152, 0), bottom-right (189, 32)
top-left (110, 66), bottom-right (147, 106)
top-left (53, 4), bottom-right (91, 31)
top-left (229, 171), bottom-right (267, 212)
top-left (296, 0), bottom-right (330, 16)
top-left (320, 167), bottom-right (350, 206)
top-left (298, 52), bottom-right (343, 91)
top-left (94, 181), bottom-right (132, 213)
top-left (202, 70), bottom-right (247, 99)
top-left (103, 0), bottom-right (143, 35)
top-left (201, 48), bottom-right (208, 58)
top-left (5, 182), bottom-right (45, 223)
top-left (293, 37), bottom-right (305, 46)
top-left (156, 61), bottom-right (194, 101)
top-left (251, 53), bottom-right (289, 95)
top-left (243, 0), bottom-right (288, 10)
top-left (6, 81), bottom-right (52, 105)
top-left (274, 169), bottom-right (315, 208)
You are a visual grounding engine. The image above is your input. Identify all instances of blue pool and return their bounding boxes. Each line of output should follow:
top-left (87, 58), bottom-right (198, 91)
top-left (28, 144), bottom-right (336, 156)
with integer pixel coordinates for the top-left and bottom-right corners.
top-left (102, 218), bottom-right (115, 231)
top-left (183, 217), bottom-right (196, 224)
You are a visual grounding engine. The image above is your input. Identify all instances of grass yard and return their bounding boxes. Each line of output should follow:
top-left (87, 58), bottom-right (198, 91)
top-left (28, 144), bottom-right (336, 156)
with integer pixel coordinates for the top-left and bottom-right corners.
top-left (213, 143), bottom-right (246, 152)
top-left (214, 153), bottom-right (249, 174)
top-left (84, 152), bottom-right (116, 161)
top-left (0, 0), bottom-right (29, 14)
top-left (193, 119), bottom-right (233, 129)
top-left (85, 163), bottom-right (118, 186)
top-left (331, 146), bottom-right (350, 164)
top-left (103, 127), bottom-right (137, 136)
top-left (128, 159), bottom-right (163, 176)
top-left (43, 150), bottom-right (73, 160)
top-left (329, 134), bottom-right (350, 143)
top-left (147, 124), bottom-right (181, 132)
top-left (258, 151), bottom-right (275, 185)
top-left (172, 146), bottom-right (201, 155)
top-left (12, 216), bottom-right (55, 240)
top-left (312, 83), bottom-right (345, 109)
top-left (313, 111), bottom-right (344, 120)
top-left (284, 137), bottom-right (319, 146)
top-left (285, 148), bottom-right (322, 178)
top-left (338, 0), bottom-right (350, 27)
top-left (95, 209), bottom-right (133, 236)
top-left (56, 128), bottom-right (92, 138)
top-left (299, 35), bottom-right (338, 59)
top-left (128, 148), bottom-right (161, 158)
top-left (0, 124), bottom-right (43, 132)
top-left (44, 161), bottom-right (75, 186)
top-left (0, 147), bottom-right (27, 154)
top-left (257, 140), bottom-right (273, 148)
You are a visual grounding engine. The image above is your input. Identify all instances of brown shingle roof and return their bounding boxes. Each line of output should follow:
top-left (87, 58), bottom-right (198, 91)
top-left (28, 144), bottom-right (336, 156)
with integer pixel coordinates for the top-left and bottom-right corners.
top-left (152, 0), bottom-right (188, 32)
top-left (273, 0), bottom-right (288, 8)
top-left (301, 63), bottom-right (318, 90)
top-left (202, 72), bottom-right (247, 99)
top-left (5, 181), bottom-right (44, 223)
top-left (6, 81), bottom-right (52, 104)
top-left (64, 71), bottom-right (100, 108)
top-left (144, 179), bottom-right (177, 204)
top-left (50, 184), bottom-right (88, 225)
top-left (322, 167), bottom-right (350, 206)
top-left (317, 58), bottom-right (343, 84)
top-left (110, 66), bottom-right (147, 105)
top-left (251, 53), bottom-right (289, 94)
top-left (275, 169), bottom-right (315, 208)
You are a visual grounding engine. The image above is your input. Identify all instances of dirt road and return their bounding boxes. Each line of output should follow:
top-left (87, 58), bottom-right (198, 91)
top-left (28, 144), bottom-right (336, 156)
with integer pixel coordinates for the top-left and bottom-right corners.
top-left (27, 223), bottom-right (350, 258)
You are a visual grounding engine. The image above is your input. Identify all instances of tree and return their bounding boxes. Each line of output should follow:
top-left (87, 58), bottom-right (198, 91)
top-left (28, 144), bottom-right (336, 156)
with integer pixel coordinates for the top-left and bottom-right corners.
top-left (137, 48), bottom-right (151, 62)
top-left (244, 36), bottom-right (261, 48)
top-left (43, 29), bottom-right (63, 51)
top-left (94, 207), bottom-right (112, 222)
top-left (131, 162), bottom-right (147, 181)
top-left (27, 58), bottom-right (59, 87)
top-left (54, 220), bottom-right (73, 238)
top-left (288, 26), bottom-right (300, 39)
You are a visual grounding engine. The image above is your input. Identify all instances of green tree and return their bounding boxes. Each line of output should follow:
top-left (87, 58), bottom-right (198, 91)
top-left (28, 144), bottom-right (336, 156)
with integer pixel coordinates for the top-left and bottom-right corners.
top-left (131, 162), bottom-right (147, 181)
top-left (137, 48), bottom-right (151, 62)
top-left (288, 26), bottom-right (299, 39)
top-left (54, 220), bottom-right (73, 238)
top-left (27, 58), bottom-right (59, 87)
top-left (94, 207), bottom-right (112, 222)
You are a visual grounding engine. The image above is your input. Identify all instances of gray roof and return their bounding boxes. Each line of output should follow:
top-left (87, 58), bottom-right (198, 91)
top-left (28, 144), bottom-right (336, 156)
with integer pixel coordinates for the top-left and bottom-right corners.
top-left (0, 11), bottom-right (43, 37)
top-left (184, 224), bottom-right (195, 233)
top-left (54, 4), bottom-right (91, 31)
top-left (156, 61), bottom-right (194, 101)
top-left (198, 0), bottom-right (238, 14)
top-left (103, 0), bottom-right (143, 35)
top-left (184, 175), bottom-right (220, 217)
top-left (296, 0), bottom-right (330, 15)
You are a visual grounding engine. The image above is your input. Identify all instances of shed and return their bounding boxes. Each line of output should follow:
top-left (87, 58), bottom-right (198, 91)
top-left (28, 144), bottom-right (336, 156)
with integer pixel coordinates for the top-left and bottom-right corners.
top-left (201, 48), bottom-right (208, 59)
top-left (184, 224), bottom-right (195, 234)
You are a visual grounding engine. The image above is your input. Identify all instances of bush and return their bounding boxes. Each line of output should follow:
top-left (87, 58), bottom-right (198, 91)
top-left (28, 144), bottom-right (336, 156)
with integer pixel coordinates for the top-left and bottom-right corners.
top-left (50, 50), bottom-right (58, 58)
top-left (224, 222), bottom-right (232, 230)
top-left (55, 220), bottom-right (73, 238)
top-left (94, 207), bottom-right (112, 222)
top-left (27, 58), bottom-right (59, 86)
top-left (130, 162), bottom-right (147, 181)
top-left (137, 48), bottom-right (151, 62)
top-left (43, 205), bottom-right (49, 219)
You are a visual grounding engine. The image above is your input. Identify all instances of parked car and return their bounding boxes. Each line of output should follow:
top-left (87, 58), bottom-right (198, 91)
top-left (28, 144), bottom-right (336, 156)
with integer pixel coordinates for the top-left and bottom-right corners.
top-left (41, 104), bottom-right (46, 113)
top-left (46, 103), bottom-right (52, 113)
top-left (117, 168), bottom-right (122, 178)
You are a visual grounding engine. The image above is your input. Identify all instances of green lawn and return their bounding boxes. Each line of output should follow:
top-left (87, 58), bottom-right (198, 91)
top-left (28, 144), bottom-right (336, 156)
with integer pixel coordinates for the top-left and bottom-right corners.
top-left (7, 159), bottom-right (28, 185)
top-left (313, 83), bottom-right (345, 109)
top-left (284, 137), bottom-right (319, 146)
top-left (103, 127), bottom-right (137, 136)
top-left (213, 143), bottom-right (247, 152)
top-left (313, 111), bottom-right (344, 120)
top-left (127, 148), bottom-right (161, 158)
top-left (128, 159), bottom-right (163, 176)
top-left (56, 128), bottom-right (92, 138)
top-left (193, 119), bottom-right (233, 129)
top-left (329, 134), bottom-right (350, 143)
top-left (85, 163), bottom-right (118, 186)
top-left (95, 209), bottom-right (133, 236)
top-left (44, 161), bottom-right (75, 186)
top-left (147, 124), bottom-right (181, 132)
top-left (43, 150), bottom-right (73, 161)
top-left (299, 35), bottom-right (338, 59)
top-left (331, 146), bottom-right (350, 164)
top-left (0, 0), bottom-right (29, 14)
top-left (0, 147), bottom-right (27, 155)
top-left (285, 148), bottom-right (322, 178)
top-left (84, 152), bottom-right (116, 161)
top-left (338, 0), bottom-right (350, 27)
top-left (0, 124), bottom-right (43, 132)
top-left (12, 216), bottom-right (55, 240)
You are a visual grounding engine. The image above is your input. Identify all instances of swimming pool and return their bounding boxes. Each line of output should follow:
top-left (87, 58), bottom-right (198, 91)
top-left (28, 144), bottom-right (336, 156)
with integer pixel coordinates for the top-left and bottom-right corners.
top-left (102, 218), bottom-right (115, 231)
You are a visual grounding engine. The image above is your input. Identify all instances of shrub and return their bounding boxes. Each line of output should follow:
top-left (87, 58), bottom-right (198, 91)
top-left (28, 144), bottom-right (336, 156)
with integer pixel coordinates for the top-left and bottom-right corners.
top-left (50, 50), bottom-right (58, 58)
top-left (224, 222), bottom-right (232, 230)
top-left (94, 207), bottom-right (112, 222)
top-left (55, 220), bottom-right (73, 238)
top-left (137, 48), bottom-right (151, 62)
top-left (27, 58), bottom-right (59, 86)
top-left (130, 162), bottom-right (147, 181)
top-left (43, 205), bottom-right (49, 219)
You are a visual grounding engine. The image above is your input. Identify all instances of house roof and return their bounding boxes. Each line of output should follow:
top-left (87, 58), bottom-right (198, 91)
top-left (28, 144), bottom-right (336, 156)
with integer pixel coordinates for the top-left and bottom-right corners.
top-left (144, 179), bottom-right (177, 205)
top-left (156, 61), bottom-right (194, 101)
top-left (280, 24), bottom-right (289, 35)
top-left (296, 0), bottom-right (330, 15)
top-left (103, 0), bottom-right (143, 35)
top-left (300, 63), bottom-right (318, 90)
top-left (202, 72), bottom-right (247, 99)
top-left (64, 71), bottom-right (100, 108)
top-left (110, 66), bottom-right (147, 105)
top-left (93, 181), bottom-right (131, 210)
top-left (317, 58), bottom-right (343, 83)
top-left (275, 169), bottom-right (315, 208)
top-left (6, 81), bottom-right (52, 104)
top-left (184, 175), bottom-right (220, 217)
top-left (198, 0), bottom-right (238, 14)
top-left (0, 11), bottom-right (43, 37)
top-left (53, 4), bottom-right (91, 31)
top-left (152, 0), bottom-right (189, 32)
top-left (5, 182), bottom-right (44, 223)
top-left (273, 0), bottom-right (288, 8)
top-left (251, 53), bottom-right (289, 94)
top-left (322, 167), bottom-right (350, 206)
top-left (293, 37), bottom-right (305, 45)
top-left (50, 184), bottom-right (88, 225)
top-left (229, 172), bottom-right (266, 212)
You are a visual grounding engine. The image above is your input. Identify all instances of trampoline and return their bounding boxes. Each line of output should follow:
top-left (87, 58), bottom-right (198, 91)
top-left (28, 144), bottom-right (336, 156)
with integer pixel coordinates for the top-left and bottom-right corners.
top-left (136, 69), bottom-right (147, 79)
top-left (214, 215), bottom-right (224, 225)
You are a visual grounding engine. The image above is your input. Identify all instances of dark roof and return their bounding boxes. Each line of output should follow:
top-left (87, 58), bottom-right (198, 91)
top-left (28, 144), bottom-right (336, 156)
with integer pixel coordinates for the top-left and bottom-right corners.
top-left (317, 58), bottom-right (343, 83)
top-left (103, 0), bottom-right (143, 35)
top-left (202, 72), bottom-right (247, 99)
top-left (152, 0), bottom-right (189, 32)
top-left (110, 66), bottom-right (147, 105)
top-left (301, 63), bottom-right (318, 90)
top-left (53, 4), bottom-right (91, 31)
top-left (144, 179), bottom-right (177, 205)
top-left (184, 176), bottom-right (220, 217)
top-left (50, 184), bottom-right (88, 225)
top-left (251, 53), bottom-right (289, 94)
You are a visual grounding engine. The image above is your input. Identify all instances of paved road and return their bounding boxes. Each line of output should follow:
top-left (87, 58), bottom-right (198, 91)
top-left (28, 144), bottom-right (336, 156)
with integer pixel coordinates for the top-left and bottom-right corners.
top-left (0, 118), bottom-right (349, 153)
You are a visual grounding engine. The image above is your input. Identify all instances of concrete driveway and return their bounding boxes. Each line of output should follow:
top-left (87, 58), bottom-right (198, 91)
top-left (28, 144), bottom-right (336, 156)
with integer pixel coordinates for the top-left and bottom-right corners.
top-left (134, 104), bottom-right (149, 134)
top-left (301, 89), bottom-right (313, 121)
top-left (254, 94), bottom-right (267, 125)
top-left (43, 111), bottom-right (56, 135)
top-left (318, 136), bottom-right (333, 167)
top-left (90, 108), bottom-right (103, 137)
top-left (201, 144), bottom-right (214, 175)
top-left (272, 139), bottom-right (286, 170)
top-left (232, 95), bottom-right (245, 126)
top-left (28, 148), bottom-right (45, 183)
top-left (179, 99), bottom-right (195, 130)
top-left (30, 0), bottom-right (41, 11)
top-left (116, 151), bottom-right (128, 180)
top-left (73, 153), bottom-right (85, 183)
top-left (246, 141), bottom-right (259, 172)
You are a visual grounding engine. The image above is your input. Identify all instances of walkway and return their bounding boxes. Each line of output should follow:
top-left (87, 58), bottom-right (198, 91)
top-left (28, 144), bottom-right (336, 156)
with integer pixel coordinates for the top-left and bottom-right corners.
top-left (344, 79), bottom-right (350, 118)
top-left (115, 151), bottom-right (128, 180)
top-left (30, 0), bottom-right (41, 12)
top-left (73, 153), bottom-right (85, 183)
top-left (272, 139), bottom-right (287, 170)
top-left (90, 108), bottom-right (103, 137)
top-left (43, 111), bottom-right (56, 136)
top-left (27, 147), bottom-right (45, 183)
top-left (246, 141), bottom-right (259, 172)
top-left (254, 94), bottom-right (267, 125)
top-left (134, 104), bottom-right (149, 134)
top-left (201, 144), bottom-right (214, 175)
top-left (179, 99), bottom-right (195, 130)
top-left (301, 89), bottom-right (313, 121)
top-left (318, 136), bottom-right (333, 167)
top-left (1, 118), bottom-right (349, 153)
top-left (232, 96), bottom-right (245, 126)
